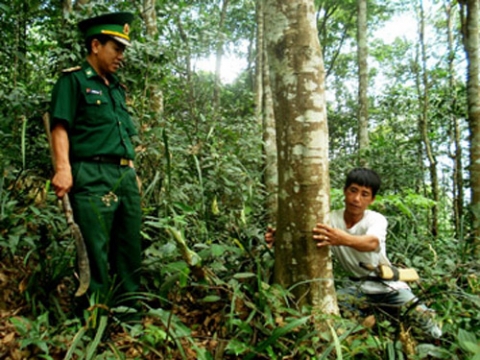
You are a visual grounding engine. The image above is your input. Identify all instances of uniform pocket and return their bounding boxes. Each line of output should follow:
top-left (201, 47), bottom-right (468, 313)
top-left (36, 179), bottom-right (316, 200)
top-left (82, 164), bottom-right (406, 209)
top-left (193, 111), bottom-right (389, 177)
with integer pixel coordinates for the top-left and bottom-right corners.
top-left (71, 162), bottom-right (113, 195)
top-left (83, 94), bottom-right (111, 123)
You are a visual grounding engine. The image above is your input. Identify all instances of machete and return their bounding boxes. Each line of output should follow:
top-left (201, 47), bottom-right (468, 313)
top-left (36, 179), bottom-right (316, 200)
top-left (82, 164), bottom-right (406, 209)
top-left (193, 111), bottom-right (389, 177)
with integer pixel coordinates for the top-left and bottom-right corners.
top-left (43, 112), bottom-right (90, 297)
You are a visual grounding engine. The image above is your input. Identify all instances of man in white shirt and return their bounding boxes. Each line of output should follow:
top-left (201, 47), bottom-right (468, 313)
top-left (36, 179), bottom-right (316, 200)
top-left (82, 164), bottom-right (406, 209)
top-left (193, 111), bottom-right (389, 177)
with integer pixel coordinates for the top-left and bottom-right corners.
top-left (313, 168), bottom-right (414, 300)
top-left (266, 168), bottom-right (442, 338)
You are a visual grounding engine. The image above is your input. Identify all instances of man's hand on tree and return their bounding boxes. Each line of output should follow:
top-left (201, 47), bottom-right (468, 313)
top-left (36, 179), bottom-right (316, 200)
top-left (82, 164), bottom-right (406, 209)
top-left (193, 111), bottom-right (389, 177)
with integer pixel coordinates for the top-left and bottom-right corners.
top-left (265, 226), bottom-right (276, 248)
top-left (313, 223), bottom-right (345, 247)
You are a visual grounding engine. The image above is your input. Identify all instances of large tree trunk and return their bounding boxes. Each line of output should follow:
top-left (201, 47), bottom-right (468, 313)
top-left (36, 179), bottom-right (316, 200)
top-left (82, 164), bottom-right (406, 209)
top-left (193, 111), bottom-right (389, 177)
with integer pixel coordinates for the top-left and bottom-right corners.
top-left (416, 0), bottom-right (439, 237)
top-left (357, 0), bottom-right (369, 160)
top-left (264, 0), bottom-right (338, 315)
top-left (461, 0), bottom-right (480, 253)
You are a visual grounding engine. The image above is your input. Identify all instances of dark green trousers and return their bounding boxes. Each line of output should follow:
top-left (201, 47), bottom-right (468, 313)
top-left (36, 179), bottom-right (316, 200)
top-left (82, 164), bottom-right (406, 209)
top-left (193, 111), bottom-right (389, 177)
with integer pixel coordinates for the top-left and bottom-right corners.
top-left (70, 161), bottom-right (142, 300)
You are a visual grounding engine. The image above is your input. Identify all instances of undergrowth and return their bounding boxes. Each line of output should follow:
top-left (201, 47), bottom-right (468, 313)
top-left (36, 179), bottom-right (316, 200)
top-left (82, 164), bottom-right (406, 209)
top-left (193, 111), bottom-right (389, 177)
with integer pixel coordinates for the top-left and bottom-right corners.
top-left (0, 170), bottom-right (478, 359)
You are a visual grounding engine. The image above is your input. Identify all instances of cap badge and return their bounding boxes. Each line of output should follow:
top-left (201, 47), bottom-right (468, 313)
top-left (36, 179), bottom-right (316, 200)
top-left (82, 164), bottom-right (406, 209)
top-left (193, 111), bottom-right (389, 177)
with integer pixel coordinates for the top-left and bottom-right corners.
top-left (123, 23), bottom-right (130, 36)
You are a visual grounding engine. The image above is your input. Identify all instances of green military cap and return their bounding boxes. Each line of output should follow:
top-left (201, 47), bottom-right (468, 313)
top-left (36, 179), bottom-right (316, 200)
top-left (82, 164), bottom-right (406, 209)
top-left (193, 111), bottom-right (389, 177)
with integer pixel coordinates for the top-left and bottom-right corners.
top-left (78, 12), bottom-right (133, 46)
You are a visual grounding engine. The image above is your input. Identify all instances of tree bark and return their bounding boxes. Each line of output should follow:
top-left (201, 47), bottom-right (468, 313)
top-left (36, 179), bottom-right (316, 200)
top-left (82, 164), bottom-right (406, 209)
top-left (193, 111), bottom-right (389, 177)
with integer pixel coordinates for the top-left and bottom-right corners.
top-left (461, 0), bottom-right (480, 253)
top-left (357, 0), bottom-right (369, 161)
top-left (264, 0), bottom-right (338, 315)
top-left (257, 0), bottom-right (278, 223)
top-left (262, 64), bottom-right (278, 224)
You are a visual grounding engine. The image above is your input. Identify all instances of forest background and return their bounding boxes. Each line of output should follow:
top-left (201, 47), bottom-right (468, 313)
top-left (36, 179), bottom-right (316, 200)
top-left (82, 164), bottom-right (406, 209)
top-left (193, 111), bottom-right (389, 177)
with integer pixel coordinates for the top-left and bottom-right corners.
top-left (0, 0), bottom-right (479, 359)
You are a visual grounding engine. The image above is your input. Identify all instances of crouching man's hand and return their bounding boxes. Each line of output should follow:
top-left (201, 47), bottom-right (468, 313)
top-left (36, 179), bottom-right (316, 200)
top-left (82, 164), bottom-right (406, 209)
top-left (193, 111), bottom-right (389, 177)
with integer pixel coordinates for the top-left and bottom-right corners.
top-left (313, 223), bottom-right (345, 248)
top-left (265, 226), bottom-right (276, 248)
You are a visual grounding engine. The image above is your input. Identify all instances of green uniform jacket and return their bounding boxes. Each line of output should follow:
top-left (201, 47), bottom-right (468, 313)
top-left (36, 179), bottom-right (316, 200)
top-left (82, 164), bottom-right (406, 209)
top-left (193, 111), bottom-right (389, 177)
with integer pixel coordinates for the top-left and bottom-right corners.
top-left (50, 61), bottom-right (137, 160)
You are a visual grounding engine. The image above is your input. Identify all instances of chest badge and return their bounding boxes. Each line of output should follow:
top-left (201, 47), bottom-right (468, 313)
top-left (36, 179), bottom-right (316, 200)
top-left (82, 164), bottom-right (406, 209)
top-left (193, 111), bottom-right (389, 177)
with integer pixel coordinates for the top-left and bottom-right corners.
top-left (86, 88), bottom-right (102, 95)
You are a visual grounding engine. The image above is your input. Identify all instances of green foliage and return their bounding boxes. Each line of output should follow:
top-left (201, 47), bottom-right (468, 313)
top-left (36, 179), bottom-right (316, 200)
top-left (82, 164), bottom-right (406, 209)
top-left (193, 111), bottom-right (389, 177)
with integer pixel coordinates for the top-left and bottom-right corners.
top-left (10, 312), bottom-right (64, 359)
top-left (457, 329), bottom-right (480, 360)
top-left (0, 189), bottom-right (76, 320)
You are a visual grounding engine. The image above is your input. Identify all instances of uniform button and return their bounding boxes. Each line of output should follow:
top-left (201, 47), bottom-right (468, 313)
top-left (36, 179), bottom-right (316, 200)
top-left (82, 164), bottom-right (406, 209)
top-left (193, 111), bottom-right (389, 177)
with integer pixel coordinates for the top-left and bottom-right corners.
top-left (96, 100), bottom-right (101, 105)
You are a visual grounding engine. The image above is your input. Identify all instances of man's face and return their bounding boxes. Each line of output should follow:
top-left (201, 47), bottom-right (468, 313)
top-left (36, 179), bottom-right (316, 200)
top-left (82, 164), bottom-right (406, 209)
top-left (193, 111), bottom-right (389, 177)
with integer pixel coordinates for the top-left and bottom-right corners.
top-left (92, 39), bottom-right (126, 74)
top-left (343, 183), bottom-right (375, 216)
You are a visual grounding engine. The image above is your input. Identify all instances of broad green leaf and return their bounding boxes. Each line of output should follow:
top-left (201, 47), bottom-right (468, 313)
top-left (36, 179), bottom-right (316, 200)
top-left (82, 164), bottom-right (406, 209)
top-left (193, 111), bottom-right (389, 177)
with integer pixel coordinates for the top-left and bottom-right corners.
top-left (233, 272), bottom-right (256, 279)
top-left (200, 295), bottom-right (221, 302)
top-left (211, 243), bottom-right (226, 256)
top-left (250, 316), bottom-right (310, 355)
top-left (458, 329), bottom-right (480, 353)
top-left (416, 344), bottom-right (452, 359)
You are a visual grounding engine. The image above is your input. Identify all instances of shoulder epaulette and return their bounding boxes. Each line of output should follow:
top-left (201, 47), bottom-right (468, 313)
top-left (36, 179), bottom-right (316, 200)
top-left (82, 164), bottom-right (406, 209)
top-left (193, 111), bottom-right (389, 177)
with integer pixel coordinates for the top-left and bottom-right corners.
top-left (62, 66), bottom-right (82, 73)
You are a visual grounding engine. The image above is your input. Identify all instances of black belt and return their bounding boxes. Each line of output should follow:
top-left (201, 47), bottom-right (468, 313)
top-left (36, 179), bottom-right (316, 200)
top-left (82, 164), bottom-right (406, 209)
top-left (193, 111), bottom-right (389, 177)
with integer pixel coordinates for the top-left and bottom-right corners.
top-left (81, 156), bottom-right (130, 166)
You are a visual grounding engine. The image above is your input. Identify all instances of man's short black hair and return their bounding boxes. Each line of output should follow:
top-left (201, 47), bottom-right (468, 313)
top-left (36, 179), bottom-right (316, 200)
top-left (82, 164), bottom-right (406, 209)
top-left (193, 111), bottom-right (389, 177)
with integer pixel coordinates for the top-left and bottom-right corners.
top-left (85, 34), bottom-right (114, 54)
top-left (344, 168), bottom-right (381, 197)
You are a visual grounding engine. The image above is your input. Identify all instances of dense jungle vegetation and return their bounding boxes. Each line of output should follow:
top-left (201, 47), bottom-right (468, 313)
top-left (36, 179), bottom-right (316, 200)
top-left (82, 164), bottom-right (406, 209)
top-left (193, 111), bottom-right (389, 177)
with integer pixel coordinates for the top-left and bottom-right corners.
top-left (0, 0), bottom-right (478, 359)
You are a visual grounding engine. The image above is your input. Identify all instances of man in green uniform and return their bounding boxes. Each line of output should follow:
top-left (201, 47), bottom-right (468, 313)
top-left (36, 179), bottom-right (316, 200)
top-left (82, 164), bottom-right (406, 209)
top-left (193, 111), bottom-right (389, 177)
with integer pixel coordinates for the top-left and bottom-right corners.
top-left (50, 12), bottom-right (142, 308)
